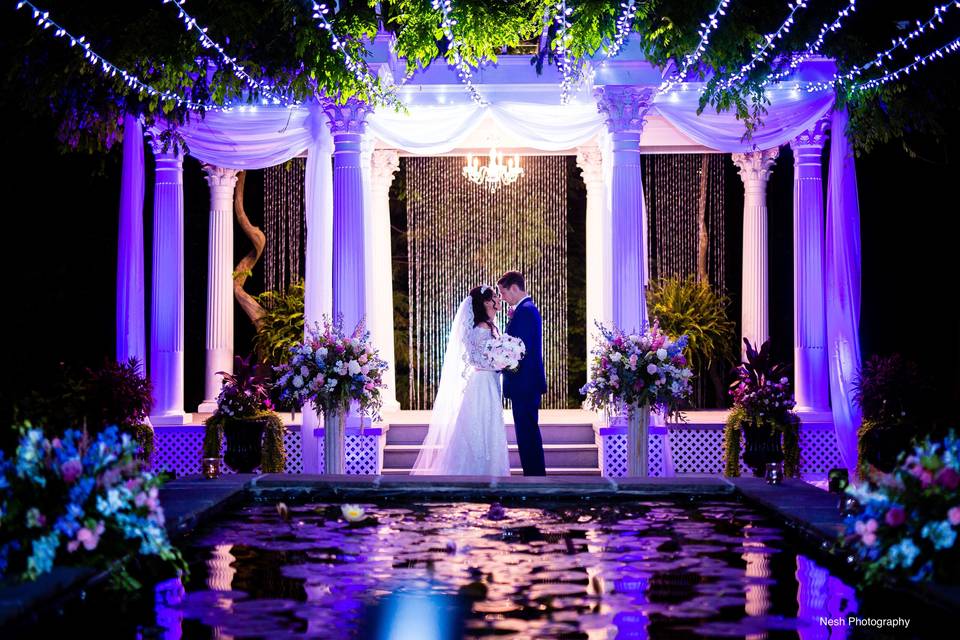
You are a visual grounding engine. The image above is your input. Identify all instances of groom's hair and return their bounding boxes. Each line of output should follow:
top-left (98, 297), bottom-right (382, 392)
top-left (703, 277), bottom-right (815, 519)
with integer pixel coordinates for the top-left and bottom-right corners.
top-left (497, 271), bottom-right (525, 291)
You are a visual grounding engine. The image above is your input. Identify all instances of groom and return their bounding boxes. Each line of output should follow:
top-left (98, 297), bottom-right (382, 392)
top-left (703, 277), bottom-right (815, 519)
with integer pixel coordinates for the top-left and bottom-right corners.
top-left (498, 271), bottom-right (547, 476)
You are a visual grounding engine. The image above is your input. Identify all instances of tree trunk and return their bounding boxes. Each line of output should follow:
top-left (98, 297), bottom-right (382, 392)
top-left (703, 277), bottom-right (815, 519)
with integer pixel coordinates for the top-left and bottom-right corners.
top-left (232, 171), bottom-right (266, 327)
top-left (696, 154), bottom-right (710, 284)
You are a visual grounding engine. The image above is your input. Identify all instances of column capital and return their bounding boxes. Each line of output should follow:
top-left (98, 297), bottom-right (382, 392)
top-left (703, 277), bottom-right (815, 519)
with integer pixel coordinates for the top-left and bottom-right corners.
top-left (146, 128), bottom-right (185, 158)
top-left (790, 114), bottom-right (831, 152)
top-left (201, 165), bottom-right (240, 189)
top-left (594, 86), bottom-right (654, 134)
top-left (575, 145), bottom-right (604, 185)
top-left (322, 97), bottom-right (373, 135)
top-left (370, 149), bottom-right (400, 187)
top-left (732, 148), bottom-right (779, 186)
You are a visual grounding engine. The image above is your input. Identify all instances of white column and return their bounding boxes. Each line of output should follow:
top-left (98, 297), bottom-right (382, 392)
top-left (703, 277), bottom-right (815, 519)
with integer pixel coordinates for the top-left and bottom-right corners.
top-left (594, 86), bottom-right (653, 333)
top-left (732, 148), bottom-right (779, 355)
top-left (576, 144), bottom-right (607, 375)
top-left (198, 166), bottom-right (240, 413)
top-left (368, 149), bottom-right (401, 411)
top-left (791, 118), bottom-right (830, 412)
top-left (324, 97), bottom-right (372, 329)
top-left (148, 140), bottom-right (189, 424)
top-left (116, 113), bottom-right (146, 366)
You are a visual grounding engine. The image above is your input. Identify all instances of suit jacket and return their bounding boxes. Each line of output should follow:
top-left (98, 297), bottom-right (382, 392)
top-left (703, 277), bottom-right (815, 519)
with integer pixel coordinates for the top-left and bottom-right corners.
top-left (503, 297), bottom-right (547, 399)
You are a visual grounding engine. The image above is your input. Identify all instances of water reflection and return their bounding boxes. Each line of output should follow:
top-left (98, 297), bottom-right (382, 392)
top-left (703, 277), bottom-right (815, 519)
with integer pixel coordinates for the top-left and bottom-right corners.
top-left (152, 500), bottom-right (858, 638)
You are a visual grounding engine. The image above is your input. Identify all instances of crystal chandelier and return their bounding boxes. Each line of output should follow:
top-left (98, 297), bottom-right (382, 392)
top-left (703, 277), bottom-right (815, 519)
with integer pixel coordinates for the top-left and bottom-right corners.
top-left (462, 148), bottom-right (524, 192)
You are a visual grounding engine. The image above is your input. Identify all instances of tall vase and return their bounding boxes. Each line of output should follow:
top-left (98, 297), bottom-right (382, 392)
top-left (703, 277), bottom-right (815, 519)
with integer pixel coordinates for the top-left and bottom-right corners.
top-left (628, 403), bottom-right (650, 477)
top-left (323, 408), bottom-right (346, 474)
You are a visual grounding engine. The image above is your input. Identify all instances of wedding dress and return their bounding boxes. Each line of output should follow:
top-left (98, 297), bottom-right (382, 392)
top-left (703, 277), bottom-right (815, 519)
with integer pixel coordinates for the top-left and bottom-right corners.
top-left (411, 297), bottom-right (511, 476)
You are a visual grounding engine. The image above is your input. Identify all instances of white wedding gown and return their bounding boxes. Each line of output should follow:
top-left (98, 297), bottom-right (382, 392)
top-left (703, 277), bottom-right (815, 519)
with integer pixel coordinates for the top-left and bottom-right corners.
top-left (411, 300), bottom-right (511, 476)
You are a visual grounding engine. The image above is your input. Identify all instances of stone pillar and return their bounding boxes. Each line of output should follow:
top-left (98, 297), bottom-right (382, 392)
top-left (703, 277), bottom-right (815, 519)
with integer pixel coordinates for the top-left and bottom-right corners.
top-left (198, 166), bottom-right (240, 413)
top-left (148, 140), bottom-right (189, 424)
top-left (576, 144), bottom-right (608, 375)
top-left (791, 118), bottom-right (831, 412)
top-left (324, 97), bottom-right (373, 330)
top-left (732, 148), bottom-right (779, 356)
top-left (368, 149), bottom-right (401, 411)
top-left (594, 86), bottom-right (653, 333)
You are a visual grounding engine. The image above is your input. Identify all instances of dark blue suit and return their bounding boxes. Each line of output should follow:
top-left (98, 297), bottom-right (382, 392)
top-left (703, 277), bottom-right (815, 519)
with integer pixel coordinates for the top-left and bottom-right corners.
top-left (503, 297), bottom-right (547, 476)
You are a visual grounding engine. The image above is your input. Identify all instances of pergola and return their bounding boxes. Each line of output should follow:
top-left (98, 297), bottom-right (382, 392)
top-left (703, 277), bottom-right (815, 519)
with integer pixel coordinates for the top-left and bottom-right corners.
top-left (114, 36), bottom-right (861, 472)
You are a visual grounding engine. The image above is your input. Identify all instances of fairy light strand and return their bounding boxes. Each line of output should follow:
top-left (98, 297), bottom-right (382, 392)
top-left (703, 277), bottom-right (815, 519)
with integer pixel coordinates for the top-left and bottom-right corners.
top-left (659, 0), bottom-right (731, 94)
top-left (432, 0), bottom-right (486, 105)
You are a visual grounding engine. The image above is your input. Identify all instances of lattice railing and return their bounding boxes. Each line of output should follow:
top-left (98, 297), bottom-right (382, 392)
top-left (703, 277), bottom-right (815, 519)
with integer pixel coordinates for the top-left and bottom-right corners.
top-left (150, 425), bottom-right (381, 477)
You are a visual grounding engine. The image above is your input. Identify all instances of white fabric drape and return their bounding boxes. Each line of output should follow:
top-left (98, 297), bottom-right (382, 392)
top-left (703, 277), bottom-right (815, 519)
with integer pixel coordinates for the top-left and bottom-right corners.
top-left (653, 89), bottom-right (835, 152)
top-left (825, 106), bottom-right (863, 472)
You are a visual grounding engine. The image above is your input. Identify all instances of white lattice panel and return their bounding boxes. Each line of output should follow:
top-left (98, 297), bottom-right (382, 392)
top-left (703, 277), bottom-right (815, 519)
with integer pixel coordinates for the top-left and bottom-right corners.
top-left (600, 425), bottom-right (841, 477)
top-left (600, 433), bottom-right (668, 478)
top-left (314, 433), bottom-right (382, 475)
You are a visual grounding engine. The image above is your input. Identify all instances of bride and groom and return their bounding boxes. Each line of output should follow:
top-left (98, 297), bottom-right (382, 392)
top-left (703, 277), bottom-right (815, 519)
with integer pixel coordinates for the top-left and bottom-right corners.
top-left (412, 271), bottom-right (547, 477)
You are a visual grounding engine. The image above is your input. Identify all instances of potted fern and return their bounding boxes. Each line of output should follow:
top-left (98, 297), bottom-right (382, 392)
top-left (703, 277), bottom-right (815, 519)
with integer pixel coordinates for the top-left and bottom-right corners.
top-left (723, 339), bottom-right (800, 478)
top-left (204, 355), bottom-right (285, 473)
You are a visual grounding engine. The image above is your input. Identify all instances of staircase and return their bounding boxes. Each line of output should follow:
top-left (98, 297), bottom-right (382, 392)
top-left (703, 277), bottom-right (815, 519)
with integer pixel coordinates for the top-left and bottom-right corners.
top-left (381, 409), bottom-right (601, 475)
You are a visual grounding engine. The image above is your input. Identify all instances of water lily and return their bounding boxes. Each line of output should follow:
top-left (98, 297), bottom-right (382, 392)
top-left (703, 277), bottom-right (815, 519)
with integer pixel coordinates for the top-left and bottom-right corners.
top-left (341, 504), bottom-right (366, 522)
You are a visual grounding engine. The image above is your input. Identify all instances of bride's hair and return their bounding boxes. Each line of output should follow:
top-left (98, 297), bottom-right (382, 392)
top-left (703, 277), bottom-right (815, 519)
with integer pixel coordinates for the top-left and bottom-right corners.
top-left (469, 285), bottom-right (498, 332)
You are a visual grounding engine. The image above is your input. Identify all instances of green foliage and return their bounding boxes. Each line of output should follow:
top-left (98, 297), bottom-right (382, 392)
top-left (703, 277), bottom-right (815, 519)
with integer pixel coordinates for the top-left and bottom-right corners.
top-left (646, 276), bottom-right (736, 373)
top-left (5, 1), bottom-right (953, 154)
top-left (253, 283), bottom-right (306, 368)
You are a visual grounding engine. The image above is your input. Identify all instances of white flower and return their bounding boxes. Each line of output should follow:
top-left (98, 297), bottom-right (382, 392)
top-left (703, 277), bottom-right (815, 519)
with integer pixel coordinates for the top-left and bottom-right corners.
top-left (341, 504), bottom-right (365, 522)
top-left (656, 348), bottom-right (668, 361)
top-left (610, 352), bottom-right (622, 362)
top-left (348, 360), bottom-right (362, 375)
top-left (647, 363), bottom-right (658, 375)
top-left (293, 375), bottom-right (304, 388)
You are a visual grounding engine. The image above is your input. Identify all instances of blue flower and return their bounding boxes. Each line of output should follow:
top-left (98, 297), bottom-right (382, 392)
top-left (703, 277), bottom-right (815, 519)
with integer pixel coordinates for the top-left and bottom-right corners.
top-left (921, 520), bottom-right (957, 550)
top-left (25, 532), bottom-right (60, 579)
top-left (886, 538), bottom-right (920, 569)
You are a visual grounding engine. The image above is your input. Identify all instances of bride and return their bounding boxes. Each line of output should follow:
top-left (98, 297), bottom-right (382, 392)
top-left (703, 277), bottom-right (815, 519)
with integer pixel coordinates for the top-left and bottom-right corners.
top-left (411, 285), bottom-right (511, 476)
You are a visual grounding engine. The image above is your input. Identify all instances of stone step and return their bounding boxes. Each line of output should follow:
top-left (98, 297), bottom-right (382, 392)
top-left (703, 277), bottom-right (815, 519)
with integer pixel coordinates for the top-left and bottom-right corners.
top-left (385, 422), bottom-right (596, 446)
top-left (380, 467), bottom-right (602, 476)
top-left (382, 443), bottom-right (599, 470)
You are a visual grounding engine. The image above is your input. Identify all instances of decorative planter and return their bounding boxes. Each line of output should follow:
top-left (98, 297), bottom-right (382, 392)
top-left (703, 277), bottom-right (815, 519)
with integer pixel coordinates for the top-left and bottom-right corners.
top-left (628, 404), bottom-right (651, 477)
top-left (742, 421), bottom-right (784, 477)
top-left (223, 418), bottom-right (266, 473)
top-left (323, 409), bottom-right (346, 475)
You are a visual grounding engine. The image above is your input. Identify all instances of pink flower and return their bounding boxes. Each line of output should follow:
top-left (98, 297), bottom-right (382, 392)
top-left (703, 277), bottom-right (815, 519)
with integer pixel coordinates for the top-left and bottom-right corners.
top-left (920, 470), bottom-right (934, 489)
top-left (854, 519), bottom-right (878, 546)
top-left (935, 467), bottom-right (960, 491)
top-left (948, 507), bottom-right (960, 526)
top-left (61, 459), bottom-right (82, 484)
top-left (73, 522), bottom-right (105, 552)
top-left (885, 506), bottom-right (906, 527)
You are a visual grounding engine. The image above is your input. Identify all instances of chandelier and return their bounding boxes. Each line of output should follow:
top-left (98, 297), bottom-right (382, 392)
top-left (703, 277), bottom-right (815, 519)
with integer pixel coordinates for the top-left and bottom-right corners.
top-left (463, 148), bottom-right (524, 192)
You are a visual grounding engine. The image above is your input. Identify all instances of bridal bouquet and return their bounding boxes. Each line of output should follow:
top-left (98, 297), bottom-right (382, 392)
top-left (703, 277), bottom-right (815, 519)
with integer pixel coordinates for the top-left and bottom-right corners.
top-left (843, 432), bottom-right (960, 586)
top-left (580, 320), bottom-right (693, 415)
top-left (485, 334), bottom-right (526, 373)
top-left (274, 315), bottom-right (388, 420)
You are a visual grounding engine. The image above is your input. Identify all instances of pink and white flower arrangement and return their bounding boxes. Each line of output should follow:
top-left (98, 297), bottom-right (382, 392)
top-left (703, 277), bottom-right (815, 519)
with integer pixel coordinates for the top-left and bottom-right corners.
top-left (483, 334), bottom-right (526, 373)
top-left (844, 431), bottom-right (960, 585)
top-left (579, 320), bottom-right (693, 415)
top-left (274, 315), bottom-right (388, 420)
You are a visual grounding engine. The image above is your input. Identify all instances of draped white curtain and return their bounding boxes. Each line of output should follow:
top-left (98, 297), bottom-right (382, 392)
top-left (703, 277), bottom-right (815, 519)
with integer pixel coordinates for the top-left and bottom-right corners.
top-left (825, 106), bottom-right (863, 471)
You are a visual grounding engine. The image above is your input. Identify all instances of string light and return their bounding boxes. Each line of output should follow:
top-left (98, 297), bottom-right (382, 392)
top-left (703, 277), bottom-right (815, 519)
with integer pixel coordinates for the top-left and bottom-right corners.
top-left (554, 0), bottom-right (582, 104)
top-left (799, 1), bottom-right (960, 92)
top-left (604, 1), bottom-right (637, 60)
top-left (759, 0), bottom-right (856, 87)
top-left (716, 0), bottom-right (809, 92)
top-left (161, 0), bottom-right (294, 105)
top-left (432, 0), bottom-right (486, 105)
top-left (15, 0), bottom-right (222, 111)
top-left (659, 0), bottom-right (731, 94)
top-left (311, 2), bottom-right (393, 105)
top-left (849, 37), bottom-right (960, 93)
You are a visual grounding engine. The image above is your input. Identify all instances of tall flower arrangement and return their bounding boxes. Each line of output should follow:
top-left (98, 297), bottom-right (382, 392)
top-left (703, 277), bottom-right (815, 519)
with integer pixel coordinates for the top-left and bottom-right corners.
top-left (0, 426), bottom-right (185, 589)
top-left (580, 320), bottom-right (694, 416)
top-left (275, 316), bottom-right (389, 419)
top-left (843, 432), bottom-right (960, 586)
